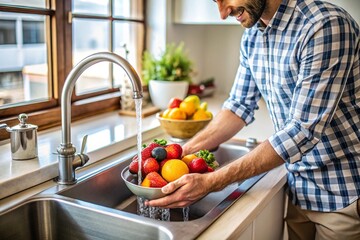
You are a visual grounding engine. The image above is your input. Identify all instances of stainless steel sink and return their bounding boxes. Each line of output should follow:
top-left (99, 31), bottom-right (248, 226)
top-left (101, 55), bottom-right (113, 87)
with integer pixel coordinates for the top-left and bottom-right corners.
top-left (56, 140), bottom-right (266, 238)
top-left (0, 140), bottom-right (265, 240)
top-left (0, 197), bottom-right (172, 240)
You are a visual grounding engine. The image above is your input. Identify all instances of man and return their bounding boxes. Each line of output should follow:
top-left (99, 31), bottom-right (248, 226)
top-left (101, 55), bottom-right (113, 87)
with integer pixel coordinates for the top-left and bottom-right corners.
top-left (148, 0), bottom-right (360, 239)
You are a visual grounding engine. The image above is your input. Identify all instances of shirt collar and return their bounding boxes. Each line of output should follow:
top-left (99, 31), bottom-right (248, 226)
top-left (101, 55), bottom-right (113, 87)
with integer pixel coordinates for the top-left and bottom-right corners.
top-left (256, 0), bottom-right (297, 32)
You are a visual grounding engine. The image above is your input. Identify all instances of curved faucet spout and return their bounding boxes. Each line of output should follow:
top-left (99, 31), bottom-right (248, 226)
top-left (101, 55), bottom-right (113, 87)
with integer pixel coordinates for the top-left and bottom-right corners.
top-left (57, 52), bottom-right (143, 184)
top-left (61, 52), bottom-right (143, 145)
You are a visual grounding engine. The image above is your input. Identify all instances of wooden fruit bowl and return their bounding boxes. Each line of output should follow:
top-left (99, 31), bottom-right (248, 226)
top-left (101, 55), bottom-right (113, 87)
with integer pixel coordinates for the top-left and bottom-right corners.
top-left (156, 113), bottom-right (212, 139)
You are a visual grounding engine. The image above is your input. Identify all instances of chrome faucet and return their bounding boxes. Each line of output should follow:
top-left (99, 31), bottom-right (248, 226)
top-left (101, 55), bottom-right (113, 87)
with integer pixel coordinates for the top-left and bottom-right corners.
top-left (57, 52), bottom-right (143, 185)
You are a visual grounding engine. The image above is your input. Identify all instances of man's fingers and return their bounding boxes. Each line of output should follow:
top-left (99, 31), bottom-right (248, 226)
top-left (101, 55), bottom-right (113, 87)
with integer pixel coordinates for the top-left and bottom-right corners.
top-left (146, 192), bottom-right (187, 208)
top-left (162, 178), bottom-right (184, 194)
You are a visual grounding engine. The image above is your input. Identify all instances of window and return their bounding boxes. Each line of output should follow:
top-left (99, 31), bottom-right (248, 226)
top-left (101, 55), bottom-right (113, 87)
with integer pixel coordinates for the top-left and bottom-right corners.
top-left (71, 0), bottom-right (145, 96)
top-left (0, 19), bottom-right (16, 44)
top-left (0, 11), bottom-right (50, 108)
top-left (0, 0), bottom-right (145, 141)
top-left (22, 20), bottom-right (45, 44)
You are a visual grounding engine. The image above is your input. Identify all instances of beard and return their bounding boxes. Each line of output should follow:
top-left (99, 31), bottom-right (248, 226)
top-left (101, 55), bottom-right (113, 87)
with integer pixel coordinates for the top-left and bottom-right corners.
top-left (231, 0), bottom-right (266, 28)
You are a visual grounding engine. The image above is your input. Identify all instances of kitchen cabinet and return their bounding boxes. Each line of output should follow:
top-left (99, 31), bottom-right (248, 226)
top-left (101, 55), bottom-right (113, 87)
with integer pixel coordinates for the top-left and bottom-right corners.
top-left (236, 187), bottom-right (285, 240)
top-left (173, 0), bottom-right (238, 25)
top-left (198, 165), bottom-right (287, 240)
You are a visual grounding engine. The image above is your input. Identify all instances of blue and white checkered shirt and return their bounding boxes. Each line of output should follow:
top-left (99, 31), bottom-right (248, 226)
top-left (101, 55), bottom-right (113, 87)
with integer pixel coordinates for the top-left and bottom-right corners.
top-left (223, 0), bottom-right (360, 212)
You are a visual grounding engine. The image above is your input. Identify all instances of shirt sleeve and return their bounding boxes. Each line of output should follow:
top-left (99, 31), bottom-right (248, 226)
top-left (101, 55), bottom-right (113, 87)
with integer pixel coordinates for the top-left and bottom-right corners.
top-left (269, 16), bottom-right (357, 163)
top-left (223, 31), bottom-right (262, 125)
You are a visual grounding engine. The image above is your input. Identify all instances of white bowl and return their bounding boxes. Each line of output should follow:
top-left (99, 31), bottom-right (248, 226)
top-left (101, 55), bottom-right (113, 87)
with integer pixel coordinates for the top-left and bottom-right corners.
top-left (121, 167), bottom-right (166, 200)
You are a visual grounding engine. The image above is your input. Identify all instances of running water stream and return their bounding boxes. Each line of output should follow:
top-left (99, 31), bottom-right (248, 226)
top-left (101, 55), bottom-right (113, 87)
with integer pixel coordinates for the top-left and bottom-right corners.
top-left (134, 98), bottom-right (188, 221)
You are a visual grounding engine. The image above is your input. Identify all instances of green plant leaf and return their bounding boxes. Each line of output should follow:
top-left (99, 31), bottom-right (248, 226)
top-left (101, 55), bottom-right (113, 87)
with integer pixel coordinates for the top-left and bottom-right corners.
top-left (141, 42), bottom-right (194, 85)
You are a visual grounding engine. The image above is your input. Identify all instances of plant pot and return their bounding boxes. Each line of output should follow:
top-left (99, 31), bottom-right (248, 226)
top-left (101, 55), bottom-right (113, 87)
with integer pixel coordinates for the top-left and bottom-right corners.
top-left (149, 80), bottom-right (189, 109)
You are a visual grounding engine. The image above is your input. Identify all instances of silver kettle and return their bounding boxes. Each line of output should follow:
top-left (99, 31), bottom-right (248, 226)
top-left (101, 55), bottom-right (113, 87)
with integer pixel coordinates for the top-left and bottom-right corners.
top-left (0, 113), bottom-right (38, 160)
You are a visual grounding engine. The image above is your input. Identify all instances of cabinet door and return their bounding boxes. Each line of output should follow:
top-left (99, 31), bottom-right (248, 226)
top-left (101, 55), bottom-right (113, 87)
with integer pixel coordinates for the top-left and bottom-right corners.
top-left (173, 0), bottom-right (238, 25)
top-left (253, 188), bottom-right (285, 240)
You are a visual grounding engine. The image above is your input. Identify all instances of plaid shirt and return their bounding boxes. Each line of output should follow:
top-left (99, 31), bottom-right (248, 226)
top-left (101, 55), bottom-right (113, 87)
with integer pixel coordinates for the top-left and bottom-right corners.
top-left (223, 0), bottom-right (360, 212)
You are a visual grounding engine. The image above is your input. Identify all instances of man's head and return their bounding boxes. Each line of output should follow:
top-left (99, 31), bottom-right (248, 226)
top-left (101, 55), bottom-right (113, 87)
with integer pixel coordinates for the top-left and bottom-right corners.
top-left (213, 0), bottom-right (267, 28)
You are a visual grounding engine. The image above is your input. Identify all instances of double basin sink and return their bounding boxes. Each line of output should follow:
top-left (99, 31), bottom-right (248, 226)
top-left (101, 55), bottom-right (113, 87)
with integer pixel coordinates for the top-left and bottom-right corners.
top-left (0, 139), bottom-right (265, 240)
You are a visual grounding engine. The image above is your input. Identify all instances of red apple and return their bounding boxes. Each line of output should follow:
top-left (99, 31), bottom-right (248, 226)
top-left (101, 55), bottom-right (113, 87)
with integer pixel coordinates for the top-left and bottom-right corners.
top-left (168, 97), bottom-right (182, 109)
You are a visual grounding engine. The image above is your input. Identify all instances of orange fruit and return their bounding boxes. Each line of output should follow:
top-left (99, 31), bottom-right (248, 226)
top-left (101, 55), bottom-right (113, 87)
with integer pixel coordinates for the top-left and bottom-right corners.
top-left (179, 101), bottom-right (197, 117)
top-left (181, 154), bottom-right (198, 165)
top-left (168, 107), bottom-right (187, 120)
top-left (192, 109), bottom-right (211, 120)
top-left (161, 159), bottom-right (189, 182)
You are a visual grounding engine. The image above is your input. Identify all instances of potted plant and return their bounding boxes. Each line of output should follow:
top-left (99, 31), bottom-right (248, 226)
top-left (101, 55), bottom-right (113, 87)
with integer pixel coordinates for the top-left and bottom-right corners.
top-left (142, 42), bottom-right (194, 109)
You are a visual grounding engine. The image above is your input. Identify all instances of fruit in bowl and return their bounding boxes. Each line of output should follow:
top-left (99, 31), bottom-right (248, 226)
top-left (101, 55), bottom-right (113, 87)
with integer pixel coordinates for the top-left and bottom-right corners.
top-left (166, 95), bottom-right (212, 120)
top-left (121, 139), bottom-right (219, 199)
top-left (157, 114), bottom-right (212, 139)
top-left (157, 95), bottom-right (213, 139)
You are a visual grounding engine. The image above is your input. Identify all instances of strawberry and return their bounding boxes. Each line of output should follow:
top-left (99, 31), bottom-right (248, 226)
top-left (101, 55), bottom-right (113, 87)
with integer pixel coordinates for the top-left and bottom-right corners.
top-left (207, 166), bottom-right (214, 172)
top-left (141, 172), bottom-right (168, 188)
top-left (143, 157), bottom-right (160, 175)
top-left (188, 157), bottom-right (208, 173)
top-left (142, 143), bottom-right (160, 160)
top-left (129, 160), bottom-right (145, 175)
top-left (165, 143), bottom-right (183, 159)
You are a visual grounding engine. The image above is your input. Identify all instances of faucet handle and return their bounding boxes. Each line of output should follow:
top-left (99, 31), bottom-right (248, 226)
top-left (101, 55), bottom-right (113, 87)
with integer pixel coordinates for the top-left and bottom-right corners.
top-left (80, 134), bottom-right (88, 154)
top-left (73, 135), bottom-right (89, 170)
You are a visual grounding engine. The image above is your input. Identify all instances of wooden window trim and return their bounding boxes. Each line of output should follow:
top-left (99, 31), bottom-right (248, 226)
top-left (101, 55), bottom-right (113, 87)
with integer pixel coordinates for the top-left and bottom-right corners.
top-left (0, 0), bottom-right (147, 141)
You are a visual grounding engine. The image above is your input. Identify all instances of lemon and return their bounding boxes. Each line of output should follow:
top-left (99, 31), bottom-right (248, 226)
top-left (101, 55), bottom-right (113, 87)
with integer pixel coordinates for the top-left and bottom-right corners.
top-left (192, 109), bottom-right (211, 120)
top-left (162, 108), bottom-right (171, 118)
top-left (183, 95), bottom-right (200, 109)
top-left (205, 111), bottom-right (213, 119)
top-left (199, 102), bottom-right (208, 111)
top-left (179, 101), bottom-right (197, 117)
top-left (168, 107), bottom-right (187, 120)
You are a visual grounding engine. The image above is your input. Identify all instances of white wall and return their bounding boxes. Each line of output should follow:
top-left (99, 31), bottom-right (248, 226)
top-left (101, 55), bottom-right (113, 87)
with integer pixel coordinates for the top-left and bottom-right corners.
top-left (331, 0), bottom-right (360, 23)
top-left (146, 0), bottom-right (243, 94)
top-left (166, 24), bottom-right (244, 94)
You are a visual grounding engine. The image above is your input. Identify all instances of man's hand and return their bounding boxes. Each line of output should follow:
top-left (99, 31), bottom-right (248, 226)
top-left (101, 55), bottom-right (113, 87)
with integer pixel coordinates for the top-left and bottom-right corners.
top-left (181, 109), bottom-right (246, 156)
top-left (146, 173), bottom-right (212, 208)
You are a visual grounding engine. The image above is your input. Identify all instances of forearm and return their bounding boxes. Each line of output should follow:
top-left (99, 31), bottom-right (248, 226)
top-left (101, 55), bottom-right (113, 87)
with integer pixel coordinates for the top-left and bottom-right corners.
top-left (208, 139), bottom-right (285, 192)
top-left (183, 109), bottom-right (246, 154)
